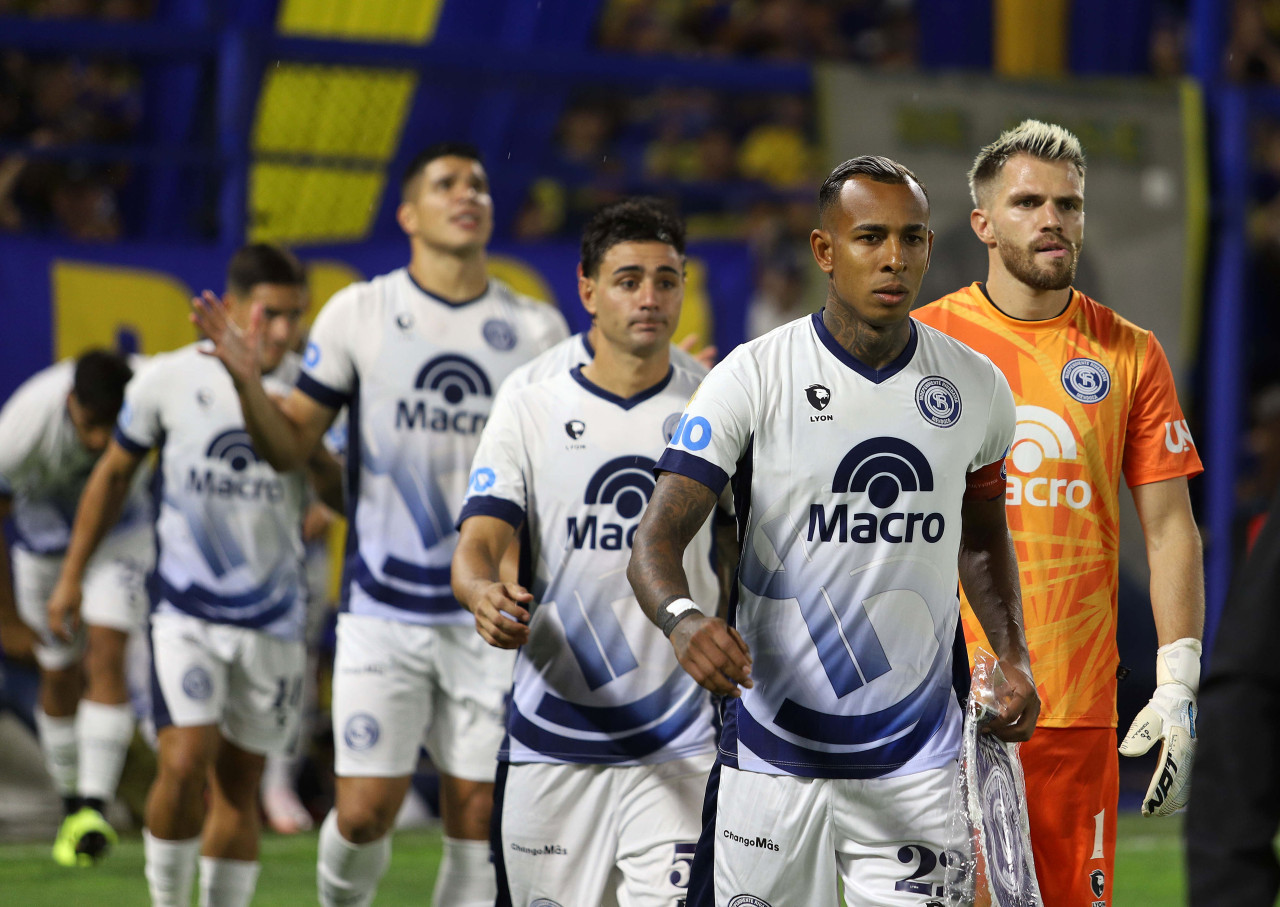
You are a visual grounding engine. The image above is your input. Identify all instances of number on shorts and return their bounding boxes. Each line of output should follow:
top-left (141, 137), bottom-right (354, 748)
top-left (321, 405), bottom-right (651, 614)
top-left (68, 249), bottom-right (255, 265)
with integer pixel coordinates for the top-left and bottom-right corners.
top-left (894, 844), bottom-right (938, 896)
top-left (272, 676), bottom-right (303, 728)
top-left (669, 842), bottom-right (696, 888)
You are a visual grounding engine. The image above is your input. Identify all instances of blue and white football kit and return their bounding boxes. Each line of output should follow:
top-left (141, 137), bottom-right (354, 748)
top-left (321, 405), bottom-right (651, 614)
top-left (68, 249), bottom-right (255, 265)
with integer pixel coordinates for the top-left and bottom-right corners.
top-left (298, 270), bottom-right (569, 779)
top-left (656, 314), bottom-right (1015, 906)
top-left (116, 345), bottom-right (308, 754)
top-left (459, 362), bottom-right (719, 906)
top-left (0, 359), bottom-right (153, 670)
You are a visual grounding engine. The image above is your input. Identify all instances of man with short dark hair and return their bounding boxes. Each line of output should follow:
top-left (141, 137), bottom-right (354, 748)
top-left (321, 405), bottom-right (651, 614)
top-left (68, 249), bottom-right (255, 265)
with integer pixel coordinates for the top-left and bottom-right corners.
top-left (0, 347), bottom-right (149, 867)
top-left (48, 242), bottom-right (336, 906)
top-left (453, 198), bottom-right (720, 906)
top-left (628, 156), bottom-right (1039, 905)
top-left (192, 143), bottom-right (569, 906)
top-left (915, 119), bottom-right (1205, 907)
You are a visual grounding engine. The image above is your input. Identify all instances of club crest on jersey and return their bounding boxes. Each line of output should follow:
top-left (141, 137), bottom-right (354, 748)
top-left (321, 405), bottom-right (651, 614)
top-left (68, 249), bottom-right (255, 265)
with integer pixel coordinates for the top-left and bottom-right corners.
top-left (565, 420), bottom-right (586, 440)
top-left (1061, 357), bottom-right (1110, 403)
top-left (915, 376), bottom-right (962, 427)
top-left (662, 412), bottom-right (682, 443)
top-left (1090, 869), bottom-right (1106, 898)
top-left (805, 383), bottom-right (831, 411)
top-left (396, 354), bottom-right (493, 435)
top-left (468, 467), bottom-right (496, 494)
top-left (808, 437), bottom-right (944, 544)
top-left (343, 713), bottom-right (380, 751)
top-left (182, 666), bottom-right (213, 701)
top-left (727, 896), bottom-right (772, 907)
top-left (482, 318), bottom-right (517, 351)
top-left (567, 455), bottom-right (656, 549)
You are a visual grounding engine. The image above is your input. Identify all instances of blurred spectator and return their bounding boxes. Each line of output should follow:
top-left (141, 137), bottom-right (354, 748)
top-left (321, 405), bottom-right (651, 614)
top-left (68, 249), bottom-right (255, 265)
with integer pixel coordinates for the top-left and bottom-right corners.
top-left (1225, 0), bottom-right (1280, 82)
top-left (0, 0), bottom-right (151, 239)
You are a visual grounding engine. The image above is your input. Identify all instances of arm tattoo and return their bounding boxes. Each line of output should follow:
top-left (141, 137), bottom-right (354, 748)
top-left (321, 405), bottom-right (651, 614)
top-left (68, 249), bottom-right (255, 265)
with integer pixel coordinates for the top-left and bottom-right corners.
top-left (627, 473), bottom-right (718, 623)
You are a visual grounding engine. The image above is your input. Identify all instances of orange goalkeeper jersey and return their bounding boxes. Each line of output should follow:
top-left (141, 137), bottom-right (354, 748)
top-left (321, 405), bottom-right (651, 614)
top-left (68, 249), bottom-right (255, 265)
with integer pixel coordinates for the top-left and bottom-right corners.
top-left (914, 283), bottom-right (1203, 727)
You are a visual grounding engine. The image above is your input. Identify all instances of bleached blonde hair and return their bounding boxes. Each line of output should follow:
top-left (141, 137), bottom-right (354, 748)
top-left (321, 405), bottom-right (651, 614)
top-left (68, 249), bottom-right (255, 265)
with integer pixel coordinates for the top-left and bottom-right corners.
top-left (968, 119), bottom-right (1086, 207)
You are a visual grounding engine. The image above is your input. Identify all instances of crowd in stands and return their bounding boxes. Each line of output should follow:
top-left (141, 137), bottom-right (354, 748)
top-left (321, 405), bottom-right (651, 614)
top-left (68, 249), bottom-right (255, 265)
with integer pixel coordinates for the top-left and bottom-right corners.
top-left (0, 0), bottom-right (150, 240)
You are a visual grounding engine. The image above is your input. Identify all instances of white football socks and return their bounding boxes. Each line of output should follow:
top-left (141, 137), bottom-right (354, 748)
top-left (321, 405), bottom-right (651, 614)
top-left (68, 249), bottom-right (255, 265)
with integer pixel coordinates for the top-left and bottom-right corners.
top-left (76, 700), bottom-right (134, 804)
top-left (316, 810), bottom-right (391, 907)
top-left (199, 856), bottom-right (261, 907)
top-left (34, 710), bottom-right (78, 799)
top-left (432, 836), bottom-right (496, 907)
top-left (144, 831), bottom-right (200, 906)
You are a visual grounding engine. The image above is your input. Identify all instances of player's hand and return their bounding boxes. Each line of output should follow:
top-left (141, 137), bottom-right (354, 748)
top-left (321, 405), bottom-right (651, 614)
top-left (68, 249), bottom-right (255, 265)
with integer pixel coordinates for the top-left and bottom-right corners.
top-left (669, 614), bottom-right (753, 697)
top-left (983, 660), bottom-right (1040, 742)
top-left (471, 582), bottom-right (533, 649)
top-left (677, 333), bottom-right (718, 371)
top-left (46, 577), bottom-right (83, 642)
top-left (1120, 637), bottom-right (1201, 817)
top-left (189, 290), bottom-right (262, 388)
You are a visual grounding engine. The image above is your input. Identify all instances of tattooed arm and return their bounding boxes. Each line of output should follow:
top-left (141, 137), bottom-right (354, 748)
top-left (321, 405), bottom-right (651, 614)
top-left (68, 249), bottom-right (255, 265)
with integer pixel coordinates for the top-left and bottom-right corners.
top-left (958, 495), bottom-right (1040, 742)
top-left (628, 472), bottom-right (753, 697)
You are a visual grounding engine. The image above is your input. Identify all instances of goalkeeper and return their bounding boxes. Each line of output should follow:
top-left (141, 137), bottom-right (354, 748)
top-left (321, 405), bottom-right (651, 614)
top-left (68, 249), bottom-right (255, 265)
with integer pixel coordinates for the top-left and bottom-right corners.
top-left (914, 119), bottom-right (1204, 907)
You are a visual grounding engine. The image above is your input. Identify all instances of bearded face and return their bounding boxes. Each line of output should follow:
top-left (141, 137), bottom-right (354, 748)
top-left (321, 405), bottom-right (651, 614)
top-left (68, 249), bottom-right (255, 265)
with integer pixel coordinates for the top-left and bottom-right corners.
top-left (981, 154), bottom-right (1085, 294)
top-left (993, 226), bottom-right (1080, 291)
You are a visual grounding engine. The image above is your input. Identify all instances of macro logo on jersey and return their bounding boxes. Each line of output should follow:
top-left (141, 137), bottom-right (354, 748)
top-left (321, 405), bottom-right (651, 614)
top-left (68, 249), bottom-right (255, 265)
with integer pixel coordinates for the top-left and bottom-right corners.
top-left (395, 354), bottom-right (493, 435)
top-left (567, 455), bottom-right (657, 550)
top-left (806, 383), bottom-right (831, 411)
top-left (186, 429), bottom-right (283, 502)
top-left (1061, 357), bottom-right (1111, 404)
top-left (482, 317), bottom-right (517, 351)
top-left (1006, 405), bottom-right (1093, 510)
top-left (343, 713), bottom-right (380, 751)
top-left (914, 376), bottom-right (962, 427)
top-left (181, 666), bottom-right (213, 701)
top-left (808, 437), bottom-right (944, 545)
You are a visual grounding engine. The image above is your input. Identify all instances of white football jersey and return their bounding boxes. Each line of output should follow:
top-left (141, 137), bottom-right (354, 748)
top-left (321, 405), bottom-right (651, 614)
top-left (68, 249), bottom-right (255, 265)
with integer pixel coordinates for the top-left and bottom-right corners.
top-left (459, 363), bottom-right (718, 766)
top-left (299, 270), bottom-right (569, 627)
top-left (657, 313), bottom-right (1015, 779)
top-left (116, 345), bottom-right (308, 640)
top-left (498, 331), bottom-right (707, 396)
top-left (0, 359), bottom-right (151, 554)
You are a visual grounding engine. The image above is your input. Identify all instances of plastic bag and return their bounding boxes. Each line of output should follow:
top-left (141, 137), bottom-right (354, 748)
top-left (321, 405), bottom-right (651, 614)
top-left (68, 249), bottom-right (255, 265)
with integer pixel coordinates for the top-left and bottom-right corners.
top-left (942, 647), bottom-right (1042, 906)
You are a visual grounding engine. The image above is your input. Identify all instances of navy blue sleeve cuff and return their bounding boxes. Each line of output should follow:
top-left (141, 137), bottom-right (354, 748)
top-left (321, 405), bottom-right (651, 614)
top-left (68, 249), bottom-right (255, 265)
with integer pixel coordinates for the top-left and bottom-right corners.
top-left (456, 496), bottom-right (526, 531)
top-left (113, 427), bottom-right (151, 456)
top-left (297, 373), bottom-right (350, 410)
top-left (655, 448), bottom-right (730, 496)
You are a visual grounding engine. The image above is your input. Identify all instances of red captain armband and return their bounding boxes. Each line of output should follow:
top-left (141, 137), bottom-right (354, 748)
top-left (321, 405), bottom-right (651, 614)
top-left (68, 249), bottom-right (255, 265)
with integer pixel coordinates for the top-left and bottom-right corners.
top-left (964, 459), bottom-right (1008, 501)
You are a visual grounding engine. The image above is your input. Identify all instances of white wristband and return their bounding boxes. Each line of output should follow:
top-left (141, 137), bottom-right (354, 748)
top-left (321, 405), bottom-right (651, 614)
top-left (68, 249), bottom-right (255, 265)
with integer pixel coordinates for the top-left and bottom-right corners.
top-left (1155, 637), bottom-right (1202, 694)
top-left (658, 597), bottom-right (700, 638)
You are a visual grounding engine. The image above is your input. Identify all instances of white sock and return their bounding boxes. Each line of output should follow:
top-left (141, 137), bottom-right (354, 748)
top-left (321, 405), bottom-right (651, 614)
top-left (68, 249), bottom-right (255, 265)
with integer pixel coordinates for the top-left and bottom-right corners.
top-left (144, 830), bottom-right (201, 907)
top-left (261, 751), bottom-right (298, 793)
top-left (35, 709), bottom-right (78, 799)
top-left (432, 836), bottom-right (496, 907)
top-left (76, 700), bottom-right (135, 803)
top-left (316, 810), bottom-right (391, 907)
top-left (199, 856), bottom-right (260, 907)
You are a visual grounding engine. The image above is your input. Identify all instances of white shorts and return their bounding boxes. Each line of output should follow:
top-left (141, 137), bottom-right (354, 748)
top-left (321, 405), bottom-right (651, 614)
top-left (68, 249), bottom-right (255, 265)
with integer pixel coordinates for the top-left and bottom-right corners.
top-left (331, 613), bottom-right (513, 781)
top-left (496, 754), bottom-right (712, 907)
top-left (13, 528), bottom-right (152, 670)
top-left (150, 611), bottom-right (305, 756)
top-left (703, 762), bottom-right (957, 907)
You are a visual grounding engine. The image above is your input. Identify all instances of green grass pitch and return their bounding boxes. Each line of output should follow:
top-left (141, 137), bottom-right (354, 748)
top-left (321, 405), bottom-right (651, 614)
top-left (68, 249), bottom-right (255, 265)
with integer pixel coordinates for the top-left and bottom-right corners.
top-left (0, 813), bottom-right (1194, 905)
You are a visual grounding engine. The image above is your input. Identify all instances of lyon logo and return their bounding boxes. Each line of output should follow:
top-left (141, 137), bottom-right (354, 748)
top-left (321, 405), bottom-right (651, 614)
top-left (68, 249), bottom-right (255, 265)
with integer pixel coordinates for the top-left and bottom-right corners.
top-left (805, 384), bottom-right (831, 411)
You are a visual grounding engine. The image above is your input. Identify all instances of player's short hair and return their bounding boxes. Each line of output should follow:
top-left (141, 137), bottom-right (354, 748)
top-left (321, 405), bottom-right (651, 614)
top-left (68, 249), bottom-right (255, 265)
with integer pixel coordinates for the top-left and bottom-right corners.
top-left (401, 142), bottom-right (484, 200)
top-left (968, 119), bottom-right (1087, 207)
top-left (72, 349), bottom-right (133, 425)
top-left (226, 243), bottom-right (306, 297)
top-left (818, 156), bottom-right (930, 221)
top-left (580, 197), bottom-right (686, 278)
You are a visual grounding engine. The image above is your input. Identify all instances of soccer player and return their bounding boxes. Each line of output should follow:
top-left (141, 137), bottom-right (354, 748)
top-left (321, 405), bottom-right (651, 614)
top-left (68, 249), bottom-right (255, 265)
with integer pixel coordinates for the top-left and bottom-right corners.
top-left (453, 198), bottom-right (720, 905)
top-left (0, 349), bottom-right (150, 866)
top-left (628, 156), bottom-right (1040, 906)
top-left (913, 120), bottom-right (1205, 907)
top-left (190, 142), bottom-right (570, 907)
top-left (46, 244), bottom-right (334, 906)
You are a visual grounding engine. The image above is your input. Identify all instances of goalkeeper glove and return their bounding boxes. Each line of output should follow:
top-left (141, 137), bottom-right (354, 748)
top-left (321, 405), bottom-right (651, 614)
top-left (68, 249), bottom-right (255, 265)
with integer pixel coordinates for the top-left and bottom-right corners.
top-left (1119, 637), bottom-right (1202, 817)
